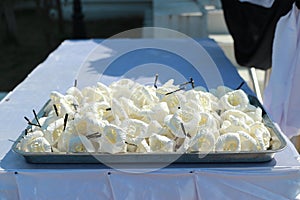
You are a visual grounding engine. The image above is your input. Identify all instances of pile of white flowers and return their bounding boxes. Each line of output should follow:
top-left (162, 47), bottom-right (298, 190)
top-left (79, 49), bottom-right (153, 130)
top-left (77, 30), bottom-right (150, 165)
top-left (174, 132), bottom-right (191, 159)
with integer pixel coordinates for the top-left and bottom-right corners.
top-left (18, 79), bottom-right (272, 154)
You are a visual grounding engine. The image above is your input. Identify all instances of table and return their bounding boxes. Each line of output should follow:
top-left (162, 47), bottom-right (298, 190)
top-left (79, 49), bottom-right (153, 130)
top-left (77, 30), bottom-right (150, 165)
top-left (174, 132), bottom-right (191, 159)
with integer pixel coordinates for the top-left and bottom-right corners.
top-left (0, 38), bottom-right (299, 200)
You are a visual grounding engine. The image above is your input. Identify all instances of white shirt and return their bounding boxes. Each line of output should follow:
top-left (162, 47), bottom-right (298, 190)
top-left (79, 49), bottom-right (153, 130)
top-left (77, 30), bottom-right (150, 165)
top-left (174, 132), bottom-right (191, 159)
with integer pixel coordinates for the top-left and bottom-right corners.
top-left (264, 3), bottom-right (300, 138)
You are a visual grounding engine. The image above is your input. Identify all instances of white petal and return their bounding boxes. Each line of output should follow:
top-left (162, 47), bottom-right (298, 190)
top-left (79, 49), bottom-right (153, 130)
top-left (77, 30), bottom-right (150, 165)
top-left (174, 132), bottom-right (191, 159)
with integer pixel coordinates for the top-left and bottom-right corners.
top-left (25, 137), bottom-right (51, 152)
top-left (215, 133), bottom-right (241, 152)
top-left (136, 139), bottom-right (151, 153)
top-left (68, 135), bottom-right (95, 152)
top-left (250, 122), bottom-right (271, 150)
top-left (219, 89), bottom-right (249, 111)
top-left (221, 109), bottom-right (254, 125)
top-left (188, 129), bottom-right (215, 152)
top-left (99, 124), bottom-right (126, 154)
top-left (145, 120), bottom-right (163, 138)
top-left (45, 118), bottom-right (65, 145)
top-left (66, 86), bottom-right (83, 103)
top-left (176, 137), bottom-right (191, 153)
top-left (121, 119), bottom-right (148, 139)
top-left (149, 134), bottom-right (174, 152)
top-left (20, 130), bottom-right (44, 152)
top-left (237, 131), bottom-right (258, 151)
top-left (111, 99), bottom-right (128, 121)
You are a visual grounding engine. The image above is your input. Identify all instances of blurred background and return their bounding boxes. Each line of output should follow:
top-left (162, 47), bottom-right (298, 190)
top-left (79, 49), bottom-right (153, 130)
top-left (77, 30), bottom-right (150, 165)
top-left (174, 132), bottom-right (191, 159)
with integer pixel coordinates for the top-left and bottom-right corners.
top-left (0, 0), bottom-right (263, 94)
top-left (0, 0), bottom-right (146, 92)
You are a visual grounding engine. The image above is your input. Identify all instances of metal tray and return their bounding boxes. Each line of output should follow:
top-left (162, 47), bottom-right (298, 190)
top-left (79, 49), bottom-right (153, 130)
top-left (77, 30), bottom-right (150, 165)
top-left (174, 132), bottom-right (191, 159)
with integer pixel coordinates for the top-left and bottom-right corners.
top-left (12, 95), bottom-right (287, 164)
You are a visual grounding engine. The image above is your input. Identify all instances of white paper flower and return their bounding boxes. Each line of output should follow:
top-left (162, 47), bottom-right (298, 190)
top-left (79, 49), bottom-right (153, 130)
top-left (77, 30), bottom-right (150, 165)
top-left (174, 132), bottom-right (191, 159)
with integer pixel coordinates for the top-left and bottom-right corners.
top-left (72, 114), bottom-right (88, 135)
top-left (57, 130), bottom-right (73, 152)
top-left (25, 137), bottom-right (52, 153)
top-left (215, 132), bottom-right (241, 152)
top-left (110, 78), bottom-right (139, 99)
top-left (41, 113), bottom-right (60, 130)
top-left (130, 85), bottom-right (159, 108)
top-left (66, 86), bottom-right (83, 103)
top-left (182, 99), bottom-right (205, 113)
top-left (140, 102), bottom-right (169, 124)
top-left (184, 90), bottom-right (212, 111)
top-left (245, 105), bottom-right (263, 122)
top-left (149, 134), bottom-right (174, 152)
top-left (119, 97), bottom-right (141, 119)
top-left (219, 89), bottom-right (249, 111)
top-left (45, 118), bottom-right (65, 146)
top-left (219, 119), bottom-right (250, 135)
top-left (165, 110), bottom-right (197, 138)
top-left (205, 92), bottom-right (220, 111)
top-left (161, 92), bottom-right (186, 114)
top-left (81, 101), bottom-right (113, 122)
top-left (68, 135), bottom-right (95, 152)
top-left (221, 109), bottom-right (254, 125)
top-left (155, 79), bottom-right (179, 99)
top-left (111, 99), bottom-right (128, 121)
top-left (144, 120), bottom-right (162, 138)
top-left (195, 112), bottom-right (218, 132)
top-left (121, 119), bottom-right (148, 141)
top-left (210, 85), bottom-right (233, 99)
top-left (96, 82), bottom-right (111, 98)
top-left (99, 124), bottom-right (127, 154)
top-left (20, 130), bottom-right (44, 152)
top-left (176, 137), bottom-right (191, 153)
top-left (50, 91), bottom-right (65, 105)
top-left (238, 131), bottom-right (258, 151)
top-left (81, 86), bottom-right (109, 103)
top-left (136, 139), bottom-right (151, 153)
top-left (49, 91), bottom-right (76, 117)
top-left (84, 112), bottom-right (108, 135)
top-left (59, 98), bottom-right (76, 118)
top-left (188, 129), bottom-right (215, 152)
top-left (250, 122), bottom-right (271, 150)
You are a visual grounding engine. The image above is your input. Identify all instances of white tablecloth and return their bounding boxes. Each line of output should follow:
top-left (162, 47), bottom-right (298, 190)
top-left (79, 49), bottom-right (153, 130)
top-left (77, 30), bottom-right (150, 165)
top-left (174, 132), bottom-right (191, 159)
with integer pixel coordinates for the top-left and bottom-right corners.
top-left (0, 39), bottom-right (299, 200)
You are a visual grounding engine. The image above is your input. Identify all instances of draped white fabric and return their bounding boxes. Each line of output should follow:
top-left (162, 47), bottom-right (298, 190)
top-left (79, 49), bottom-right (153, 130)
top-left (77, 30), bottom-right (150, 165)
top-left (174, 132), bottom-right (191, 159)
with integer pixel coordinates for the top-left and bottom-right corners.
top-left (195, 168), bottom-right (300, 200)
top-left (12, 168), bottom-right (300, 200)
top-left (0, 171), bottom-right (19, 199)
top-left (15, 170), bottom-right (112, 200)
top-left (264, 4), bottom-right (300, 138)
top-left (0, 39), bottom-right (299, 199)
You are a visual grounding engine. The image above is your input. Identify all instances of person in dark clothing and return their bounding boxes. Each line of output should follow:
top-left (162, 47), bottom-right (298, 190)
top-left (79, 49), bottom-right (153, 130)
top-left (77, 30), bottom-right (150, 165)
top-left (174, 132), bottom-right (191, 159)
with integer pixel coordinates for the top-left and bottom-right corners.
top-left (220, 0), bottom-right (294, 70)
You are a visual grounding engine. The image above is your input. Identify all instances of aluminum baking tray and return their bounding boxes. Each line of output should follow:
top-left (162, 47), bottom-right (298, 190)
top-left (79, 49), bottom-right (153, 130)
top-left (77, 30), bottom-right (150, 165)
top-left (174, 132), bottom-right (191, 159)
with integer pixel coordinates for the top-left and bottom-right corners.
top-left (12, 95), bottom-right (287, 164)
